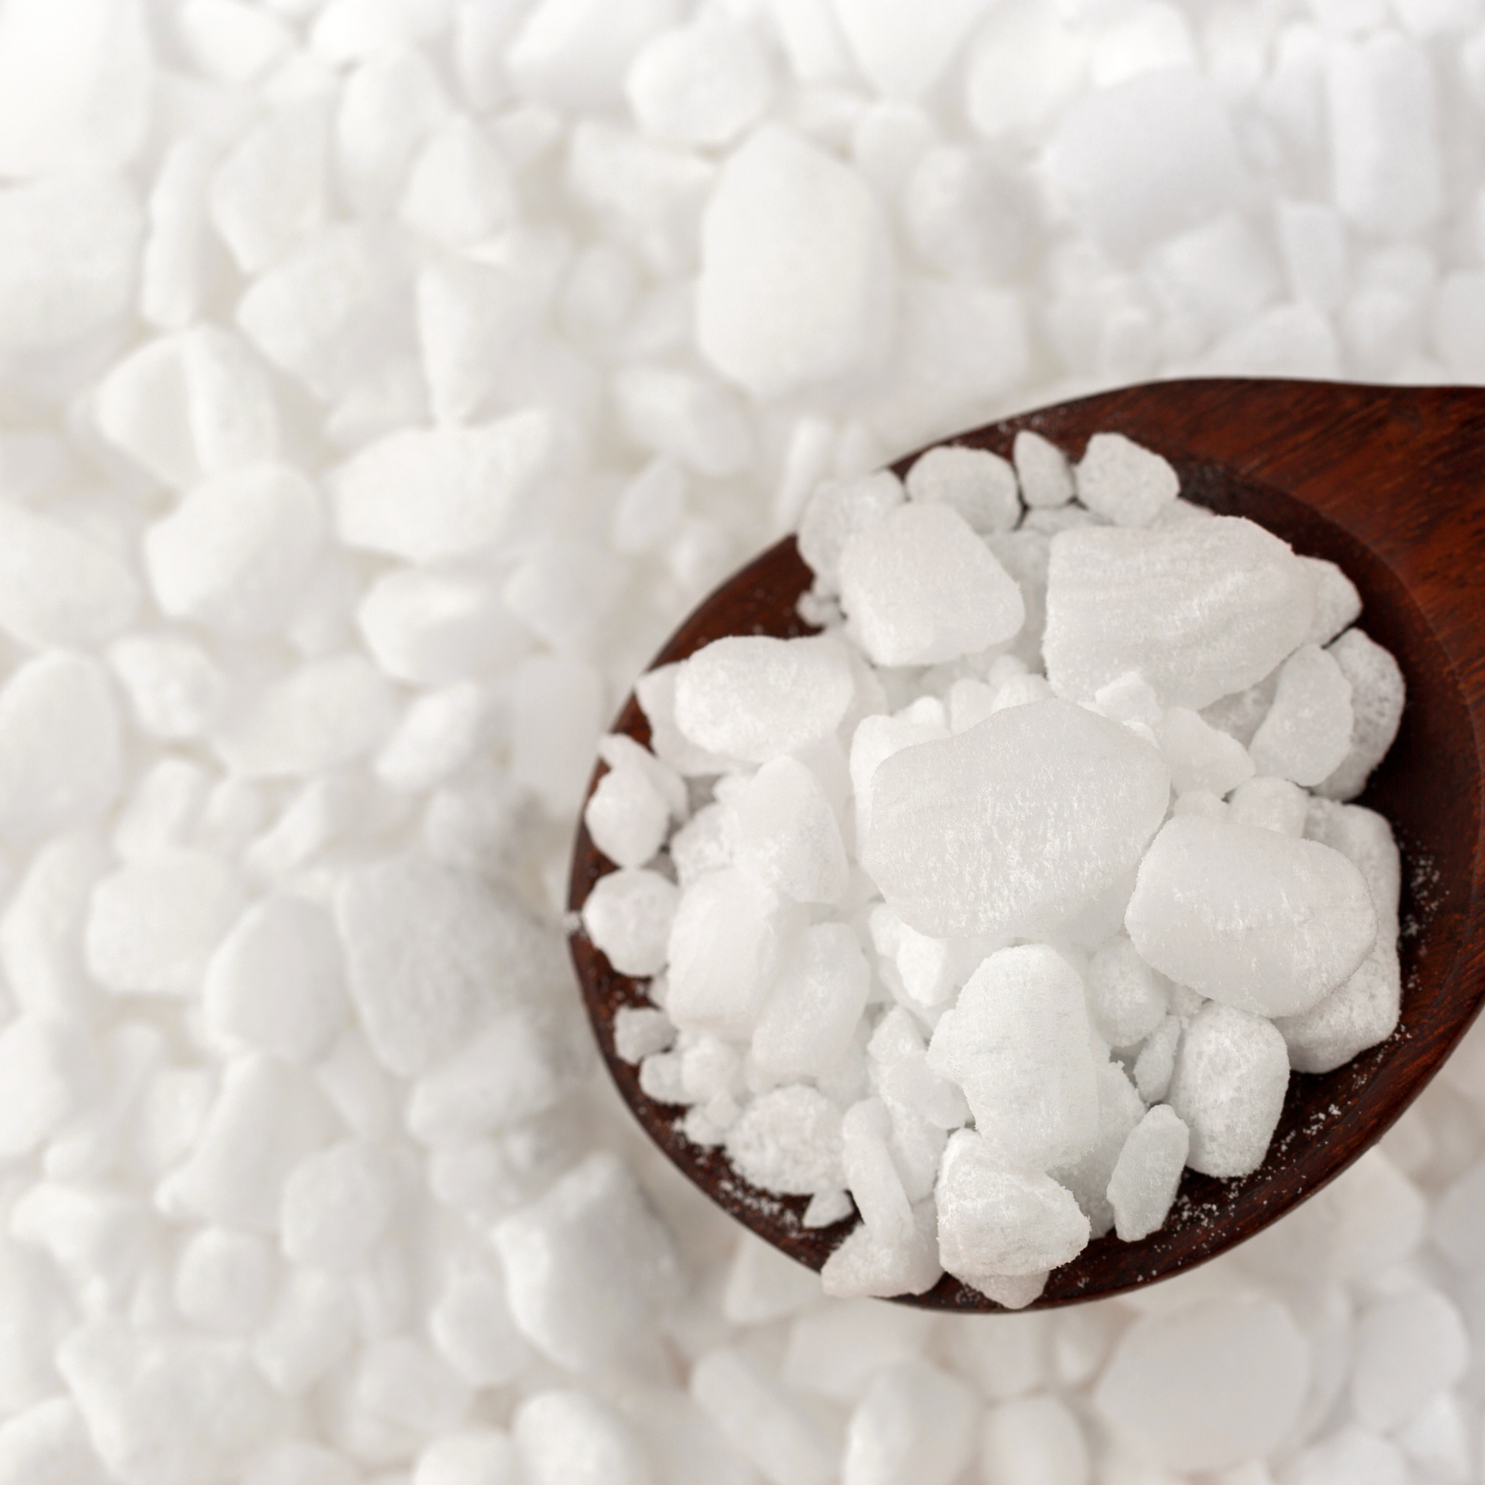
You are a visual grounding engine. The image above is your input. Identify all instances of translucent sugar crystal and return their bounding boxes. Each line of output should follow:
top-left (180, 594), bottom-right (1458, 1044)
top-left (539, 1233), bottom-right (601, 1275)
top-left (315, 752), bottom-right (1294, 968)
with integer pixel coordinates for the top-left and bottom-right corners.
top-left (837, 501), bottom-right (1024, 666)
top-left (1013, 430), bottom-right (1074, 509)
top-left (673, 634), bottom-right (854, 764)
top-left (927, 945), bottom-right (1100, 1171)
top-left (904, 444), bottom-right (1020, 534)
top-left (665, 868), bottom-right (794, 1037)
top-left (581, 867), bottom-right (678, 977)
top-left (1125, 815), bottom-right (1376, 1017)
top-left (1092, 1297), bottom-right (1311, 1472)
top-left (1300, 556), bottom-right (1362, 646)
top-left (1087, 935), bottom-right (1170, 1049)
top-left (1043, 517), bottom-right (1314, 708)
top-left (752, 923), bottom-right (870, 1081)
top-left (729, 755), bottom-right (849, 904)
top-left (1316, 628), bottom-right (1405, 801)
top-left (1167, 1002), bottom-right (1289, 1177)
top-left (725, 1084), bottom-right (843, 1195)
top-left (582, 761), bottom-right (669, 870)
top-left (1074, 432), bottom-right (1179, 527)
top-left (863, 699), bottom-right (1170, 938)
top-left (1107, 1104), bottom-right (1190, 1241)
top-left (935, 1128), bottom-right (1091, 1282)
top-left (1249, 643), bottom-right (1355, 787)
top-left (1050, 1059), bottom-right (1145, 1240)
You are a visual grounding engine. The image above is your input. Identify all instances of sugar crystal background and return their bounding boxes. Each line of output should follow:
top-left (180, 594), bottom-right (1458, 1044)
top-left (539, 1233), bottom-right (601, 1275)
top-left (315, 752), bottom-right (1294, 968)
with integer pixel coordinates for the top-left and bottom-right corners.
top-left (0, 0), bottom-right (1481, 1480)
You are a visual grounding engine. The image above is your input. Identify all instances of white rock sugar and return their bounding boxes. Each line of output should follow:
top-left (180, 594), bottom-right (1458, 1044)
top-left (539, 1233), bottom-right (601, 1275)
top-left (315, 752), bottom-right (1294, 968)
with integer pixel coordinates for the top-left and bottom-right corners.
top-left (612, 427), bottom-right (1407, 1302)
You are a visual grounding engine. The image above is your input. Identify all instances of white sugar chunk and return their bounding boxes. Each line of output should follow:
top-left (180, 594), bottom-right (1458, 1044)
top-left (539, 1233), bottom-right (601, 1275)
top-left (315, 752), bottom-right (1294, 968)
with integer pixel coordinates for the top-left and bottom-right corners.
top-left (509, 654), bottom-right (604, 813)
top-left (350, 1335), bottom-right (471, 1440)
top-left (180, 1), bottom-right (291, 83)
top-left (598, 733), bottom-right (687, 820)
top-left (1087, 936), bottom-right (1169, 1050)
top-left (0, 655), bottom-right (121, 840)
top-left (280, 1139), bottom-right (398, 1270)
top-left (1127, 815), bottom-right (1375, 1016)
top-left (1074, 433), bottom-right (1179, 527)
top-left (107, 634), bottom-right (227, 741)
top-left (1396, 1393), bottom-right (1471, 1483)
top-left (841, 1098), bottom-right (913, 1247)
top-left (335, 48), bottom-right (450, 216)
top-left (628, 21), bottom-right (772, 147)
top-left (1167, 1002), bottom-right (1288, 1177)
top-left (1134, 1016), bottom-right (1181, 1103)
top-left (842, 1358), bottom-right (977, 1485)
top-left (1249, 643), bottom-right (1354, 787)
top-left (1050, 1059), bottom-right (1145, 1239)
top-left (581, 868), bottom-right (678, 979)
top-left (0, 174), bottom-right (141, 352)
top-left (58, 1323), bottom-right (286, 1485)
top-left (214, 656), bottom-right (397, 779)
top-left (146, 465), bottom-right (325, 636)
top-left (0, 1399), bottom-right (109, 1485)
top-left (508, 539), bottom-right (630, 657)
top-left (798, 470), bottom-right (904, 596)
top-left (1317, 628), bottom-right (1404, 801)
top-left (0, 0), bottom-right (150, 175)
top-left (336, 857), bottom-right (567, 1078)
top-left (928, 945), bottom-right (1099, 1169)
top-left (430, 1269), bottom-right (531, 1389)
top-left (1107, 1104), bottom-right (1189, 1241)
top-left (698, 125), bottom-right (895, 398)
top-left (333, 411), bottom-right (559, 562)
top-left (674, 635), bottom-right (853, 764)
top-left (730, 756), bottom-right (848, 904)
top-left (203, 896), bottom-right (346, 1064)
top-left (752, 923), bottom-right (869, 1080)
top-left (1282, 1427), bottom-right (1406, 1484)
top-left (1200, 669), bottom-right (1278, 747)
top-left (614, 364), bottom-right (753, 478)
top-left (85, 851), bottom-right (242, 997)
top-left (981, 1396), bottom-right (1088, 1485)
top-left (692, 1347), bottom-right (838, 1485)
top-left (159, 1054), bottom-right (336, 1229)
top-left (1328, 33), bottom-right (1441, 238)
top-left (1044, 517), bottom-right (1314, 707)
top-left (821, 1198), bottom-right (943, 1298)
top-left (1092, 1297), bottom-right (1309, 1471)
top-left (1154, 707), bottom-right (1256, 798)
top-left (838, 502), bottom-right (1024, 666)
top-left (402, 118), bottom-right (516, 249)
top-left (585, 765), bottom-right (669, 869)
top-left (493, 1151), bottom-right (680, 1370)
top-left (508, 0), bottom-right (680, 108)
top-left (783, 1300), bottom-right (934, 1403)
top-left (141, 141), bottom-right (210, 332)
top-left (0, 1014), bottom-right (96, 1158)
top-left (1, 833), bottom-right (110, 1018)
top-left (1275, 798), bottom-right (1401, 1072)
top-left (1228, 775), bottom-right (1309, 835)
top-left (666, 868), bottom-right (793, 1035)
top-left (610, 456), bottom-right (685, 555)
top-left (374, 682), bottom-right (488, 794)
top-left (724, 1232), bottom-right (822, 1324)
top-left (251, 1267), bottom-right (357, 1395)
top-left (408, 1000), bottom-right (587, 1145)
top-left (835, 0), bottom-right (995, 97)
top-left (359, 570), bottom-right (528, 687)
top-left (849, 709), bottom-right (948, 843)
top-left (864, 699), bottom-right (1169, 937)
top-left (174, 1228), bottom-right (274, 1334)
top-left (869, 906), bottom-right (957, 1008)
top-left (210, 101), bottom-right (328, 275)
top-left (515, 1391), bottom-right (648, 1485)
top-left (936, 1129), bottom-right (1091, 1280)
top-left (1301, 557), bottom-right (1362, 647)
top-left (1013, 430), bottom-right (1075, 509)
top-left (726, 1085), bottom-right (843, 1194)
top-left (236, 224), bottom-right (410, 402)
top-left (905, 445), bottom-right (1020, 534)
top-left (1350, 1288), bottom-right (1467, 1431)
top-left (0, 502), bottom-right (137, 649)
top-left (1047, 68), bottom-right (1246, 260)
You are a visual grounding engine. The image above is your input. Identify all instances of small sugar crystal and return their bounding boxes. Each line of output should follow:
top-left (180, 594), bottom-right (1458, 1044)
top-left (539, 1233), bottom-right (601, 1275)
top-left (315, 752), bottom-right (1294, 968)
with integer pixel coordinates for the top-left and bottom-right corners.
top-left (726, 1085), bottom-right (843, 1195)
top-left (1107, 1104), bottom-right (1190, 1241)
top-left (1317, 628), bottom-right (1405, 801)
top-left (1074, 432), bottom-right (1179, 527)
top-left (904, 444), bottom-right (1020, 533)
top-left (580, 868), bottom-right (677, 977)
top-left (729, 755), bottom-right (848, 904)
top-left (1249, 643), bottom-right (1355, 787)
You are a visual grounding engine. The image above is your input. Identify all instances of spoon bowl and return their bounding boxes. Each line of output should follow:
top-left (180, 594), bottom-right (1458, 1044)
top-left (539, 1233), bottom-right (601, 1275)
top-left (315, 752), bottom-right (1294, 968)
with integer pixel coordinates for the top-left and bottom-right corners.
top-left (569, 377), bottom-right (1485, 1310)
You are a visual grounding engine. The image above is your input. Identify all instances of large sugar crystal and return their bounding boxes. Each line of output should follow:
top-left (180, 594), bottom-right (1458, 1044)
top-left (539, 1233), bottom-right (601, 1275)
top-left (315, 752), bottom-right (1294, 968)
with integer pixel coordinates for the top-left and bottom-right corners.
top-left (1043, 517), bottom-right (1314, 708)
top-left (862, 698), bottom-right (1170, 937)
top-left (927, 945), bottom-right (1100, 1171)
top-left (1125, 815), bottom-right (1376, 1017)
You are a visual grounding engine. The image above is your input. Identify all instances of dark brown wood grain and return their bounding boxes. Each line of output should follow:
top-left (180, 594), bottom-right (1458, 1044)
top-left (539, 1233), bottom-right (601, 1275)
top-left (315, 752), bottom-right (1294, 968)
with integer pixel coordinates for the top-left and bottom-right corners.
top-left (568, 378), bottom-right (1485, 1311)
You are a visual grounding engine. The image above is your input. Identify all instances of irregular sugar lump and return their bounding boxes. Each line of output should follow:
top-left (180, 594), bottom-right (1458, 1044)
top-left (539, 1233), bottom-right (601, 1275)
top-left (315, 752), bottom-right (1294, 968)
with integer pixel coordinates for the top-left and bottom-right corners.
top-left (1125, 814), bottom-right (1377, 1017)
top-left (862, 697), bottom-right (1170, 937)
top-left (1043, 516), bottom-right (1316, 708)
top-left (672, 633), bottom-right (854, 763)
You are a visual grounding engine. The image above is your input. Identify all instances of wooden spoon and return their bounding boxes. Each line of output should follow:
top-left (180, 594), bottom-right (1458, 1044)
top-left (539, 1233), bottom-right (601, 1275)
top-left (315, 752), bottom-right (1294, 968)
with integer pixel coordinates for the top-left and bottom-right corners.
top-left (568, 378), bottom-right (1485, 1311)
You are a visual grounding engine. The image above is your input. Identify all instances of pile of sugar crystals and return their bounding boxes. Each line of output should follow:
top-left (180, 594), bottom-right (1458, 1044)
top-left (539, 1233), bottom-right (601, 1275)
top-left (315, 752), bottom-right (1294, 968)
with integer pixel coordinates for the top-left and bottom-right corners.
top-left (588, 429), bottom-right (1407, 1304)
